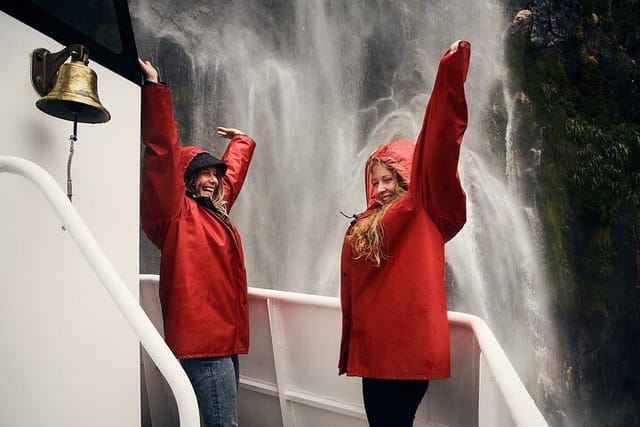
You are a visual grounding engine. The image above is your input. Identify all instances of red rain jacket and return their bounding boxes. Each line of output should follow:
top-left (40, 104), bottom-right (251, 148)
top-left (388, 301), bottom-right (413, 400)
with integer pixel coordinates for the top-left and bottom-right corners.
top-left (339, 41), bottom-right (470, 379)
top-left (141, 83), bottom-right (255, 359)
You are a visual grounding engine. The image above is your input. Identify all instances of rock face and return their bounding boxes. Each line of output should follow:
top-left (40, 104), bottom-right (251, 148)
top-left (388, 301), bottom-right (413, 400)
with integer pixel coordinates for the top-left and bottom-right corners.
top-left (506, 2), bottom-right (581, 49)
top-left (531, 1), bottom-right (581, 48)
top-left (503, 1), bottom-right (640, 426)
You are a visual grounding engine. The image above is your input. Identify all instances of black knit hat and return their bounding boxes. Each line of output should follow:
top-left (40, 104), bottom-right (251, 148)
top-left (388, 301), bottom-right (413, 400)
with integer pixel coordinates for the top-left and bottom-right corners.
top-left (183, 152), bottom-right (227, 182)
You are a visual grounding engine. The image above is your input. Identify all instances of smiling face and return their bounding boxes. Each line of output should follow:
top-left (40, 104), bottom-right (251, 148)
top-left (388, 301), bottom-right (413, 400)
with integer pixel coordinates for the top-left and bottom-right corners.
top-left (192, 166), bottom-right (220, 198)
top-left (370, 162), bottom-right (400, 206)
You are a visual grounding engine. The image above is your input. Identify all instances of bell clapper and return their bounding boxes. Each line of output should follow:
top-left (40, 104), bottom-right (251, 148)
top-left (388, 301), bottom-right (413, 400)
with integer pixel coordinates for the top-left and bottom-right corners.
top-left (66, 112), bottom-right (78, 202)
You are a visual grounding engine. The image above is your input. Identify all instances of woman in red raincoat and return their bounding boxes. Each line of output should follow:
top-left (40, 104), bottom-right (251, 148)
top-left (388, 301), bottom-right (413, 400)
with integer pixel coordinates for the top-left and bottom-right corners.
top-left (339, 40), bottom-right (471, 426)
top-left (139, 59), bottom-right (255, 427)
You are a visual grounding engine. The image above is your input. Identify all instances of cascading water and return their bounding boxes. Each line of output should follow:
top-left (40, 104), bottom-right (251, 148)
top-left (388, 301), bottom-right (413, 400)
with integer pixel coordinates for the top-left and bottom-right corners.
top-left (131, 0), bottom-right (570, 424)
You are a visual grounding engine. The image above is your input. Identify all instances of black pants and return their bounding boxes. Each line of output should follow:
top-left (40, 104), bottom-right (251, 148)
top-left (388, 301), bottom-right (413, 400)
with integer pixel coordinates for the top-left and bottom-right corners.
top-left (362, 378), bottom-right (429, 427)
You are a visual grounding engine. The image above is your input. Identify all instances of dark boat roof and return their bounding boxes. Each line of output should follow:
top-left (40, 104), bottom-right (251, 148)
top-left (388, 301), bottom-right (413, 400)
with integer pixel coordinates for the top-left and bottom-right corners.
top-left (1, 0), bottom-right (140, 85)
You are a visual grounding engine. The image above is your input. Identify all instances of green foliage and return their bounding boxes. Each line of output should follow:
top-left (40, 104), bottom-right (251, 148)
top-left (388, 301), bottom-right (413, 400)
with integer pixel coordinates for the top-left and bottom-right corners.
top-left (567, 119), bottom-right (640, 222)
top-left (533, 52), bottom-right (573, 115)
top-left (538, 163), bottom-right (577, 312)
top-left (581, 225), bottom-right (612, 316)
top-left (502, 3), bottom-right (640, 318)
top-left (504, 29), bottom-right (530, 90)
top-left (575, 50), bottom-right (609, 119)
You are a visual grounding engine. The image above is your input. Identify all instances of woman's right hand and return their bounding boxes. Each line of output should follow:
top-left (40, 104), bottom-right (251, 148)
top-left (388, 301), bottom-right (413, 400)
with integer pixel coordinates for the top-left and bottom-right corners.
top-left (138, 58), bottom-right (159, 83)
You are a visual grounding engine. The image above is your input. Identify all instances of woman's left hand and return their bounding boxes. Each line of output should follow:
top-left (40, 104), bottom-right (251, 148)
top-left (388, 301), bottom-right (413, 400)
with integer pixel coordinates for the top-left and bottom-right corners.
top-left (449, 40), bottom-right (463, 53)
top-left (217, 127), bottom-right (246, 139)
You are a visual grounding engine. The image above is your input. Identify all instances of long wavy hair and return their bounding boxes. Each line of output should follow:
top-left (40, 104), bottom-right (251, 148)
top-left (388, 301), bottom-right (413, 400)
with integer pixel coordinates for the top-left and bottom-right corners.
top-left (186, 170), bottom-right (228, 216)
top-left (348, 158), bottom-right (408, 266)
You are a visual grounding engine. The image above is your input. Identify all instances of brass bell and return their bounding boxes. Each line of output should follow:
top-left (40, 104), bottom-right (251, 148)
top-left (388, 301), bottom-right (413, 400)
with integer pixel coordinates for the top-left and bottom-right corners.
top-left (32, 45), bottom-right (110, 124)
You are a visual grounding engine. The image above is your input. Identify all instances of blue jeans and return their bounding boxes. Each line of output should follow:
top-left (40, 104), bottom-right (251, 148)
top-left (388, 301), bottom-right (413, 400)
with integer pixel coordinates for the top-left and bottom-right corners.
top-left (180, 355), bottom-right (239, 427)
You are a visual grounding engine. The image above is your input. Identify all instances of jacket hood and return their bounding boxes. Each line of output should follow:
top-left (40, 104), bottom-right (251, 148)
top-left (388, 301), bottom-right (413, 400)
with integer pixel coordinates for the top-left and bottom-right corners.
top-left (365, 139), bottom-right (415, 208)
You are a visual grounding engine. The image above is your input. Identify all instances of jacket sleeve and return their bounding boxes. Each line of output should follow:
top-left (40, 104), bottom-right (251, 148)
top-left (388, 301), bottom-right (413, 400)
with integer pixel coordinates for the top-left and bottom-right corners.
top-left (221, 134), bottom-right (256, 211)
top-left (411, 41), bottom-right (470, 242)
top-left (140, 83), bottom-right (184, 247)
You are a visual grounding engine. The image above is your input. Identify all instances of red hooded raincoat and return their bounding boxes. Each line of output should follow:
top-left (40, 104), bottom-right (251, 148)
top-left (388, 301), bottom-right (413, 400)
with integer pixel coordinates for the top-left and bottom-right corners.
top-left (141, 83), bottom-right (256, 359)
top-left (339, 41), bottom-right (471, 379)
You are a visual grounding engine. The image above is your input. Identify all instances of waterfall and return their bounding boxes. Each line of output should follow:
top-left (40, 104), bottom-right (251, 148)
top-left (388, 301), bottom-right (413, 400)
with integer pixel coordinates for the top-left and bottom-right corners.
top-left (131, 0), bottom-right (568, 424)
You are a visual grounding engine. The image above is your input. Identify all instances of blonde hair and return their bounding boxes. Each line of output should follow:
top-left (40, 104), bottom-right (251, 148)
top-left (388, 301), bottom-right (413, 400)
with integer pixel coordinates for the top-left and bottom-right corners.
top-left (186, 171), bottom-right (228, 216)
top-left (347, 158), bottom-right (407, 266)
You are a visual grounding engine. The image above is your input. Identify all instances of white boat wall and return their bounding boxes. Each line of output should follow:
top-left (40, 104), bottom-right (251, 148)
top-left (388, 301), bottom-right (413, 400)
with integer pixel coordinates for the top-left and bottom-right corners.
top-left (1, 2), bottom-right (549, 427)
top-left (0, 7), bottom-right (143, 427)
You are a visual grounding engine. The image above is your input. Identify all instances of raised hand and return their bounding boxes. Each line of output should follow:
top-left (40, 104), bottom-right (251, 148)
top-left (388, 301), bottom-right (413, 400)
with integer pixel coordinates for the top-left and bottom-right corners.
top-left (449, 40), bottom-right (463, 53)
top-left (138, 58), bottom-right (159, 83)
top-left (216, 126), bottom-right (246, 139)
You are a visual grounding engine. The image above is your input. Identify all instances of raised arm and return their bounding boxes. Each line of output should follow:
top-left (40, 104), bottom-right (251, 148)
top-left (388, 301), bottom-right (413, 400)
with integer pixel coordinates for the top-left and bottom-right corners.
top-left (411, 40), bottom-right (470, 242)
top-left (216, 126), bottom-right (256, 210)
top-left (139, 60), bottom-right (184, 245)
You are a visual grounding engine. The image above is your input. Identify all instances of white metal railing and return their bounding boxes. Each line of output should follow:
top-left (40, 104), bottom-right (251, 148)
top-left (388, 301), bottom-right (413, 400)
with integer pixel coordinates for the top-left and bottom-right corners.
top-left (0, 156), bottom-right (200, 427)
top-left (141, 274), bottom-right (550, 427)
top-left (246, 288), bottom-right (550, 427)
top-left (448, 312), bottom-right (550, 427)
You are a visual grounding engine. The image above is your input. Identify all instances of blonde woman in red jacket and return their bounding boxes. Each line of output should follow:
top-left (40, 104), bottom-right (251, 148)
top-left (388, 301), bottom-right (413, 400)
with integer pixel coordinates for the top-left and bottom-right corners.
top-left (339, 40), bottom-right (471, 427)
top-left (139, 59), bottom-right (255, 427)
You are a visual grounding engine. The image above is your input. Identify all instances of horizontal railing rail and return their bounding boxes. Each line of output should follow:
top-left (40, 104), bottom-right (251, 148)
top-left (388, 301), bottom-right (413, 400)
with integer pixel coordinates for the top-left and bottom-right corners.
top-left (0, 156), bottom-right (200, 427)
top-left (142, 274), bottom-right (550, 427)
top-left (447, 312), bottom-right (549, 427)
top-left (248, 287), bottom-right (550, 427)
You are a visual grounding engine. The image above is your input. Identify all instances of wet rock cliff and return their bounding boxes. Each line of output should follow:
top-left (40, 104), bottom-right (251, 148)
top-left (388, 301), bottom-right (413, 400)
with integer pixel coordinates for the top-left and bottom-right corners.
top-left (500, 1), bottom-right (640, 425)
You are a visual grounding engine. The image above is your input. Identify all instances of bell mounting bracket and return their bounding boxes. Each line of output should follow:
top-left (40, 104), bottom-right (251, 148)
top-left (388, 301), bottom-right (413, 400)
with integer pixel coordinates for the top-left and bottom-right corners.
top-left (31, 44), bottom-right (90, 96)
